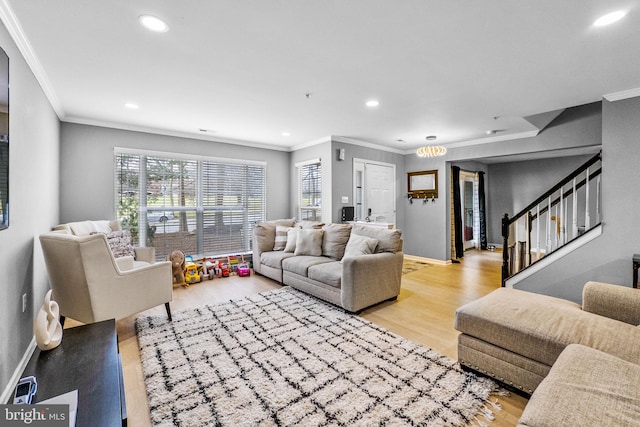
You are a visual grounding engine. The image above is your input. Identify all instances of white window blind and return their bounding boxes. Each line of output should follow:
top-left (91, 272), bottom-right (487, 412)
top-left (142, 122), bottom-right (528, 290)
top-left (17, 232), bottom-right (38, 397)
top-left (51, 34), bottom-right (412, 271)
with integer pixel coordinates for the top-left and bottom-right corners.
top-left (296, 159), bottom-right (322, 221)
top-left (114, 150), bottom-right (266, 260)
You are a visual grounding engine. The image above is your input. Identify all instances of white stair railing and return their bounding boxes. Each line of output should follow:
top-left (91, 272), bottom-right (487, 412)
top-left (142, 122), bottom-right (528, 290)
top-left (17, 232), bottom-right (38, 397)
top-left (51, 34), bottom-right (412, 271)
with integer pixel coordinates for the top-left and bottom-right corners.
top-left (502, 153), bottom-right (602, 284)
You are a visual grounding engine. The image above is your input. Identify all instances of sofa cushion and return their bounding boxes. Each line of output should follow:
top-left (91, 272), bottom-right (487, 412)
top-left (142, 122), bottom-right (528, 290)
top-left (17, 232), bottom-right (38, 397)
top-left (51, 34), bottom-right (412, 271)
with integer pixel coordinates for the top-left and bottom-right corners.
top-left (282, 255), bottom-right (333, 277)
top-left (455, 287), bottom-right (640, 367)
top-left (284, 228), bottom-right (299, 252)
top-left (342, 234), bottom-right (378, 260)
top-left (518, 344), bottom-right (640, 427)
top-left (322, 223), bottom-right (352, 260)
top-left (253, 218), bottom-right (296, 252)
top-left (260, 251), bottom-right (296, 269)
top-left (294, 229), bottom-right (324, 256)
top-left (352, 224), bottom-right (402, 253)
top-left (308, 261), bottom-right (342, 288)
top-left (273, 226), bottom-right (291, 251)
top-left (64, 220), bottom-right (113, 236)
top-left (295, 220), bottom-right (325, 229)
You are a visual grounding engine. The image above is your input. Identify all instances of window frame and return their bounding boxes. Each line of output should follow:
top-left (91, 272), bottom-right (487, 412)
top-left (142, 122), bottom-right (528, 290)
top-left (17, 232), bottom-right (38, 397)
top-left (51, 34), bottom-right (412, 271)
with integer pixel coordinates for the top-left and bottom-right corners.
top-left (114, 148), bottom-right (266, 260)
top-left (295, 158), bottom-right (322, 222)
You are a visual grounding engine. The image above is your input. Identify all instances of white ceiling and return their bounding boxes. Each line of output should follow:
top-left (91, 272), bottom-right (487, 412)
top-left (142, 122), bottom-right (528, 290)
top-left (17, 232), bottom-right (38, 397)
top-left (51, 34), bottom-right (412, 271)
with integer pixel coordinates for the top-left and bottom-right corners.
top-left (3, 1), bottom-right (640, 153)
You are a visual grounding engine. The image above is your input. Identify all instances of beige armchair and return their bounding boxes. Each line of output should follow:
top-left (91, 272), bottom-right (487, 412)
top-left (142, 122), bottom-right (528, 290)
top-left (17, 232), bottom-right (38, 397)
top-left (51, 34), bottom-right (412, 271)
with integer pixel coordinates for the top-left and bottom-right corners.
top-left (39, 231), bottom-right (173, 324)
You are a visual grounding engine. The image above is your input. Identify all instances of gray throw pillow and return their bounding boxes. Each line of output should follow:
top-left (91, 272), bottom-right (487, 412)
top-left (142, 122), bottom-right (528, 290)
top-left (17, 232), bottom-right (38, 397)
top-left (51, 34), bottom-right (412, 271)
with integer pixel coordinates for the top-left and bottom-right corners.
top-left (294, 229), bottom-right (324, 256)
top-left (322, 223), bottom-right (352, 260)
top-left (105, 230), bottom-right (135, 258)
top-left (342, 234), bottom-right (378, 261)
top-left (352, 224), bottom-right (402, 253)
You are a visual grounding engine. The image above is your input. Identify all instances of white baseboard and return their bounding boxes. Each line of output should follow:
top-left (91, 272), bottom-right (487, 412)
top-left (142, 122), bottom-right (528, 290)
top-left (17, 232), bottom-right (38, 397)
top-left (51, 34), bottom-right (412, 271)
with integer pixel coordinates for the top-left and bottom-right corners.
top-left (404, 254), bottom-right (451, 266)
top-left (1, 337), bottom-right (36, 404)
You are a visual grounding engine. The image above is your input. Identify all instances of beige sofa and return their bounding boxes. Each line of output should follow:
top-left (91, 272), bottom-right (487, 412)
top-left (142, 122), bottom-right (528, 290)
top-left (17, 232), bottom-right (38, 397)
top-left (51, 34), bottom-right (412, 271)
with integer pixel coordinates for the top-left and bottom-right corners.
top-left (252, 219), bottom-right (403, 312)
top-left (455, 281), bottom-right (640, 426)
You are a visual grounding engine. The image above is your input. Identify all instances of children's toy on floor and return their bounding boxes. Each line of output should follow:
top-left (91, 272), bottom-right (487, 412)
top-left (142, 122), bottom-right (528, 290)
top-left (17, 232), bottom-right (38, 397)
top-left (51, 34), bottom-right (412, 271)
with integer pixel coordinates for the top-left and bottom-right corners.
top-left (184, 261), bottom-right (201, 285)
top-left (201, 258), bottom-right (220, 280)
top-left (237, 262), bottom-right (251, 277)
top-left (220, 262), bottom-right (230, 277)
top-left (168, 250), bottom-right (186, 287)
top-left (227, 255), bottom-right (241, 274)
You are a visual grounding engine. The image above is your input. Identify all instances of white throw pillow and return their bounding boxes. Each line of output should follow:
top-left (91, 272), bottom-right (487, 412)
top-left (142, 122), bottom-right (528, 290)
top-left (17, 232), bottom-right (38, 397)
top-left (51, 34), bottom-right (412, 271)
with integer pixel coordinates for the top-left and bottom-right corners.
top-left (342, 234), bottom-right (379, 261)
top-left (284, 228), bottom-right (299, 252)
top-left (294, 229), bottom-right (324, 256)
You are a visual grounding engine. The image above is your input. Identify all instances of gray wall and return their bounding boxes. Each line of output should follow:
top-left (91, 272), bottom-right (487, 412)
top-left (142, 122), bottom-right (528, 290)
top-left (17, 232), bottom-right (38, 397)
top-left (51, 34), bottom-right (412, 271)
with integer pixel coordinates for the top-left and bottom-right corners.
top-left (0, 24), bottom-right (60, 396)
top-left (331, 140), bottom-right (405, 229)
top-left (403, 154), bottom-right (448, 259)
top-left (514, 96), bottom-right (640, 303)
top-left (487, 155), bottom-right (593, 244)
top-left (60, 123), bottom-right (291, 223)
top-left (401, 102), bottom-right (603, 261)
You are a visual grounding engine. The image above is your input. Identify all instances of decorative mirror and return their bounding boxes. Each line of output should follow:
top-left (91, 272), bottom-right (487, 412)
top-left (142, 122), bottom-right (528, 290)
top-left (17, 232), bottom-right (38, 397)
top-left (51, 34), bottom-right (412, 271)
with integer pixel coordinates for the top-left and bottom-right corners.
top-left (407, 170), bottom-right (438, 199)
top-left (0, 47), bottom-right (7, 230)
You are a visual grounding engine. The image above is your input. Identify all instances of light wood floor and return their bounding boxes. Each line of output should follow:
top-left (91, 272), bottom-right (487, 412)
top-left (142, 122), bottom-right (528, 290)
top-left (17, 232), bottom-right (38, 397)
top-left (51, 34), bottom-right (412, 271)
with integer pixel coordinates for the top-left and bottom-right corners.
top-left (66, 249), bottom-right (527, 426)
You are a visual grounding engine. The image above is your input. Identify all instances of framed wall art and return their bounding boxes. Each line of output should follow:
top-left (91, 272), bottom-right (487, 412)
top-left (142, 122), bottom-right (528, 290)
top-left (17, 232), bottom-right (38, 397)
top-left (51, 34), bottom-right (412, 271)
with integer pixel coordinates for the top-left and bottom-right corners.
top-left (407, 170), bottom-right (438, 199)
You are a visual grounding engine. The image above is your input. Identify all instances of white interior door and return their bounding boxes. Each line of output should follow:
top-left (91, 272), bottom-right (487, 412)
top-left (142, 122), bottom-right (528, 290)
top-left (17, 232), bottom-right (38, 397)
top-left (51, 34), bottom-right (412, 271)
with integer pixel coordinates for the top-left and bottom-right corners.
top-left (365, 162), bottom-right (396, 224)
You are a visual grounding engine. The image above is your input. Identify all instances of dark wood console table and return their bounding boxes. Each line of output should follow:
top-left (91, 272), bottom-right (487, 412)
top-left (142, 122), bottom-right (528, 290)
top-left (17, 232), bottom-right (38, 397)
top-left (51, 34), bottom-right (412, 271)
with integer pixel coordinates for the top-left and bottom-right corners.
top-left (20, 319), bottom-right (126, 426)
top-left (633, 254), bottom-right (640, 289)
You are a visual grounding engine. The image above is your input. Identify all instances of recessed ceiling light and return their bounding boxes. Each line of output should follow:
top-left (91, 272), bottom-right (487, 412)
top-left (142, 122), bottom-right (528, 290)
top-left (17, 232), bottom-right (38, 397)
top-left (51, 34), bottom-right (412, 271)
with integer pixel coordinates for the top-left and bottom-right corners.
top-left (365, 100), bottom-right (380, 108)
top-left (282, 132), bottom-right (291, 137)
top-left (139, 15), bottom-right (169, 32)
top-left (125, 103), bottom-right (139, 110)
top-left (593, 10), bottom-right (627, 27)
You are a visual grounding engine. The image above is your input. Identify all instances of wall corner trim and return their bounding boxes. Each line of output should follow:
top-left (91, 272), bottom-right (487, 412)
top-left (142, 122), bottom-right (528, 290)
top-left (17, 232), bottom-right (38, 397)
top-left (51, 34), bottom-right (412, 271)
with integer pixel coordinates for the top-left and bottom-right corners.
top-left (603, 88), bottom-right (640, 102)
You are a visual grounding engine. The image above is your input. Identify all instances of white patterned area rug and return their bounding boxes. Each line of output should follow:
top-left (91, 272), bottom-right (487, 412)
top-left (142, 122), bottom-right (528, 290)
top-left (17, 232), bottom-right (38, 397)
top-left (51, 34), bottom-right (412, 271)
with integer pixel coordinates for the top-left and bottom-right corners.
top-left (136, 287), bottom-right (502, 427)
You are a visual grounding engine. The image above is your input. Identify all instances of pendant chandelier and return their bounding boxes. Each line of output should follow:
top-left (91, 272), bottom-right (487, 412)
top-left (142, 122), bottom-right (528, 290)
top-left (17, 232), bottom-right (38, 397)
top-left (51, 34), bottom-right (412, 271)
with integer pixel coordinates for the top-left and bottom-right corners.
top-left (416, 136), bottom-right (447, 157)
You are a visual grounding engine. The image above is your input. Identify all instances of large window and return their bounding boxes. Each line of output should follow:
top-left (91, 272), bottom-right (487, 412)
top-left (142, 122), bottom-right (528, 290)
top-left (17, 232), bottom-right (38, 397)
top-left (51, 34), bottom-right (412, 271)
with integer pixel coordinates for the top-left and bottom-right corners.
top-left (296, 159), bottom-right (322, 221)
top-left (115, 149), bottom-right (266, 260)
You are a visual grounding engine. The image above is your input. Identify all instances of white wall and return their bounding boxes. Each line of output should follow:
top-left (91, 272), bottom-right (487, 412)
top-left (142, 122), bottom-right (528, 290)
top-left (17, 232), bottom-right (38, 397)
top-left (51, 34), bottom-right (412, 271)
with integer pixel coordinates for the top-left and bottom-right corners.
top-left (0, 22), bottom-right (60, 395)
top-left (60, 123), bottom-right (291, 223)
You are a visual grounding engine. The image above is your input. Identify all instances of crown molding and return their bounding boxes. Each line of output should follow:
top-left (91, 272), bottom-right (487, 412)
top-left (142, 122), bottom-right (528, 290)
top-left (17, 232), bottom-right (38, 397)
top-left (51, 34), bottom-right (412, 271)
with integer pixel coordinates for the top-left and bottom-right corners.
top-left (331, 136), bottom-right (407, 155)
top-left (64, 115), bottom-right (291, 152)
top-left (603, 87), bottom-right (640, 102)
top-left (0, 0), bottom-right (65, 118)
top-left (426, 129), bottom-right (540, 152)
top-left (289, 136), bottom-right (332, 151)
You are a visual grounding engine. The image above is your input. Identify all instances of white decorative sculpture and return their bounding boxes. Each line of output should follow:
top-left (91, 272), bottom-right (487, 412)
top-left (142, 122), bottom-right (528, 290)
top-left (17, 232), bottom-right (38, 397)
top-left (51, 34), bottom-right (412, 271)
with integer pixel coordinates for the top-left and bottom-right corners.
top-left (34, 290), bottom-right (63, 351)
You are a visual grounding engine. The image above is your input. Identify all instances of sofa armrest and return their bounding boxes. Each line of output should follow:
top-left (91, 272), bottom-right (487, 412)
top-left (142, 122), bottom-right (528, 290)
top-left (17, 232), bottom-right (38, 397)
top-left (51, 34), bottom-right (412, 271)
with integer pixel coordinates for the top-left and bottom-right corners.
top-left (341, 251), bottom-right (403, 312)
top-left (134, 246), bottom-right (155, 264)
top-left (582, 281), bottom-right (640, 326)
top-left (115, 256), bottom-right (135, 271)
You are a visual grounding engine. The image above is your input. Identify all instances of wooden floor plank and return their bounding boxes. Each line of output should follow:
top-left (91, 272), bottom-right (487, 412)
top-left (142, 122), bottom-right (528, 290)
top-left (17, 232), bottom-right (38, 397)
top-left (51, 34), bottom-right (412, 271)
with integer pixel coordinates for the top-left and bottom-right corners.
top-left (65, 249), bottom-right (527, 426)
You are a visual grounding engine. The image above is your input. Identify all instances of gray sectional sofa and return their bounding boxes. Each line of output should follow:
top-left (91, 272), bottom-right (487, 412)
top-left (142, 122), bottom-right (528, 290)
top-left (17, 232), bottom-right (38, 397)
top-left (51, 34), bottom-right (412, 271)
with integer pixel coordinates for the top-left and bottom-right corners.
top-left (252, 219), bottom-right (403, 312)
top-left (455, 281), bottom-right (640, 426)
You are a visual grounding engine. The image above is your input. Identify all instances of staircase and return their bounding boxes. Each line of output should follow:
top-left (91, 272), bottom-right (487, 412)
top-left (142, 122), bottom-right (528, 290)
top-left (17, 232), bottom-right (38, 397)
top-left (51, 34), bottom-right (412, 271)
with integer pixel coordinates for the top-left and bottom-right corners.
top-left (501, 152), bottom-right (602, 286)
